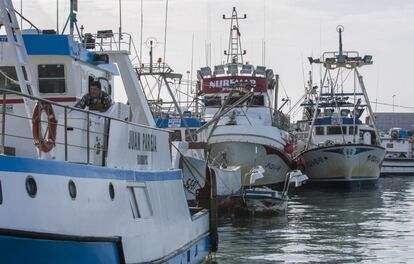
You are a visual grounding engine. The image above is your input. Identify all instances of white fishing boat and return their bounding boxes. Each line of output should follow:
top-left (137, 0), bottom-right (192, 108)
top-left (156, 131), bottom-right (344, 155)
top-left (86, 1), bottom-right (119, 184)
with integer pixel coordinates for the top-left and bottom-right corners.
top-left (0, 1), bottom-right (215, 263)
top-left (295, 26), bottom-right (386, 186)
top-left (380, 128), bottom-right (414, 176)
top-left (197, 7), bottom-right (293, 189)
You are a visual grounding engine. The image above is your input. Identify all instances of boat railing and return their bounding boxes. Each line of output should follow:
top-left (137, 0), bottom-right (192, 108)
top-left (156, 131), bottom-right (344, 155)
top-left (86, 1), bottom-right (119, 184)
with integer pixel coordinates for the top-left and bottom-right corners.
top-left (75, 32), bottom-right (142, 64)
top-left (0, 88), bottom-right (167, 164)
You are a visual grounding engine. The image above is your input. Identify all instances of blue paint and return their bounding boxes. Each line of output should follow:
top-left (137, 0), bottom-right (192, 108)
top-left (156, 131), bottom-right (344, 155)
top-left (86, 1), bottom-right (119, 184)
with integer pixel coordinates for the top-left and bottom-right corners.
top-left (323, 148), bottom-right (344, 155)
top-left (314, 117), bottom-right (362, 125)
top-left (355, 148), bottom-right (372, 154)
top-left (0, 235), bottom-right (120, 264)
top-left (0, 34), bottom-right (112, 68)
top-left (156, 118), bottom-right (202, 128)
top-left (0, 155), bottom-right (182, 182)
top-left (165, 234), bottom-right (211, 264)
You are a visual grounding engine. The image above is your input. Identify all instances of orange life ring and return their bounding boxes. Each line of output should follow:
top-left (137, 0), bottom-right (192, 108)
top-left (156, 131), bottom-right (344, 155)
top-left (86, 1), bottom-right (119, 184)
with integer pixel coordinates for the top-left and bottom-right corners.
top-left (32, 102), bottom-right (57, 153)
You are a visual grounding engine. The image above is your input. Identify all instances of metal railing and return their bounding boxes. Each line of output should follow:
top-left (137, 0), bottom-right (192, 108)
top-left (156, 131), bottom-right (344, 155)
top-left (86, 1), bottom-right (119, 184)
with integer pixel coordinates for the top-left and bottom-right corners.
top-left (0, 88), bottom-right (168, 164)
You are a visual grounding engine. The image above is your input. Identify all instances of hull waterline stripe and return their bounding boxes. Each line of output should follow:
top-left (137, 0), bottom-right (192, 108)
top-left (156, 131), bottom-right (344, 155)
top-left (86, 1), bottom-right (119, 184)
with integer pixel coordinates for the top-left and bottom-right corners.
top-left (0, 156), bottom-right (181, 181)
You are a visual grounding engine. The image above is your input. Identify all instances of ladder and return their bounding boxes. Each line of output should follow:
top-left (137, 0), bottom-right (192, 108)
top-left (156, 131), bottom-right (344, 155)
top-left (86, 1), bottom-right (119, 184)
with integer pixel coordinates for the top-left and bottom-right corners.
top-left (0, 0), bottom-right (39, 115)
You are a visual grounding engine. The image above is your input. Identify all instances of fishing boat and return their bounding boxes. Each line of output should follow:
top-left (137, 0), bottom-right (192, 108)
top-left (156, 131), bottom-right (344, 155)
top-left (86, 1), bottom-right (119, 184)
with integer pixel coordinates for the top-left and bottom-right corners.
top-left (295, 26), bottom-right (386, 186)
top-left (135, 52), bottom-right (242, 203)
top-left (196, 7), bottom-right (293, 189)
top-left (380, 128), bottom-right (414, 176)
top-left (0, 1), bottom-right (216, 263)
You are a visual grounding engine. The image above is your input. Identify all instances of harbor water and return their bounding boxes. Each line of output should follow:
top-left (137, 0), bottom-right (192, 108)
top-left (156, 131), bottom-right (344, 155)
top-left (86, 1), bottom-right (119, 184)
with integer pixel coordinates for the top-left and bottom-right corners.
top-left (215, 176), bottom-right (414, 263)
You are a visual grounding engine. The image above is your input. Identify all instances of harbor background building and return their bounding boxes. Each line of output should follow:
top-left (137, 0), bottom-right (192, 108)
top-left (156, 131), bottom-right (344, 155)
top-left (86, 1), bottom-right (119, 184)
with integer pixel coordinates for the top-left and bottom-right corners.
top-left (367, 112), bottom-right (414, 132)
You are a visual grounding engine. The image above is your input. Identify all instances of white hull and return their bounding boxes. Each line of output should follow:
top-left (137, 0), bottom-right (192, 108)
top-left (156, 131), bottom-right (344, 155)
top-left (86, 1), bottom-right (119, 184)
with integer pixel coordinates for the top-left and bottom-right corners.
top-left (381, 158), bottom-right (414, 176)
top-left (210, 142), bottom-right (291, 187)
top-left (300, 144), bottom-right (386, 182)
top-left (0, 156), bottom-right (211, 263)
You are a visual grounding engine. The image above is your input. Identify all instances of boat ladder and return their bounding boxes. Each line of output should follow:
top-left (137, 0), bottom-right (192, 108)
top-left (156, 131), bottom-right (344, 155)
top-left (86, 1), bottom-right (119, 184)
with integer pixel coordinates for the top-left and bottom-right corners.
top-left (0, 0), bottom-right (39, 114)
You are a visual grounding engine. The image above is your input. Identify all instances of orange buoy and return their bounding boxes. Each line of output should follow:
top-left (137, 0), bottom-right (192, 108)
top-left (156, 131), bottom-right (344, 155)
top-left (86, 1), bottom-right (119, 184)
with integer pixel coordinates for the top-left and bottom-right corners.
top-left (32, 102), bottom-right (57, 153)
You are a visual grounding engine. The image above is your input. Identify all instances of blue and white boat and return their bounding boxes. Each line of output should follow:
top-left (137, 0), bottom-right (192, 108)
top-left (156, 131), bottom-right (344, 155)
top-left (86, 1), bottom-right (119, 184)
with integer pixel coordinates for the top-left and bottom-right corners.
top-left (380, 128), bottom-right (414, 176)
top-left (295, 26), bottom-right (385, 186)
top-left (0, 1), bottom-right (215, 263)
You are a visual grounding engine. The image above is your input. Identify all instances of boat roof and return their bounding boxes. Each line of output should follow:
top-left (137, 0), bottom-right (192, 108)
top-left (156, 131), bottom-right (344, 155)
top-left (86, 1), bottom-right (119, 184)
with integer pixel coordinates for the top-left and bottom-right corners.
top-left (156, 117), bottom-right (201, 128)
top-left (0, 33), bottom-right (109, 68)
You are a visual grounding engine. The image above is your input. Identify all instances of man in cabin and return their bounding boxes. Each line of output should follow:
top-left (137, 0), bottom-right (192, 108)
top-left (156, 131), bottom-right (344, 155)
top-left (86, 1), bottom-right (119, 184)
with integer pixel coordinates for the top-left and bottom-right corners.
top-left (75, 81), bottom-right (113, 112)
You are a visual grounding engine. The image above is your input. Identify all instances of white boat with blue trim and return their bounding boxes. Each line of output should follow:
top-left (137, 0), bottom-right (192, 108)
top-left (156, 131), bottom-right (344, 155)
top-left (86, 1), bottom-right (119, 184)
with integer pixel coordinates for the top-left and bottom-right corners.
top-left (295, 26), bottom-right (386, 186)
top-left (0, 1), bottom-right (215, 263)
top-left (381, 128), bottom-right (414, 176)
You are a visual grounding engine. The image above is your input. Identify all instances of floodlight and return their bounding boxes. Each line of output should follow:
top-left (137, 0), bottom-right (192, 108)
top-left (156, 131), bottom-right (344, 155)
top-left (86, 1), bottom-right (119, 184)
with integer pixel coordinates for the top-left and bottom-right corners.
top-left (227, 64), bottom-right (238, 75)
top-left (363, 55), bottom-right (373, 64)
top-left (214, 65), bottom-right (225, 75)
top-left (254, 66), bottom-right (266, 76)
top-left (199, 66), bottom-right (212, 77)
top-left (240, 64), bottom-right (253, 75)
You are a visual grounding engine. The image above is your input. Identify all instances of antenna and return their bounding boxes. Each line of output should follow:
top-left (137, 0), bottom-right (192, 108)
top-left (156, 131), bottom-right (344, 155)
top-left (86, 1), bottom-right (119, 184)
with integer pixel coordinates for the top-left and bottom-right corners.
top-left (223, 7), bottom-right (247, 63)
top-left (61, 0), bottom-right (81, 38)
top-left (336, 25), bottom-right (345, 63)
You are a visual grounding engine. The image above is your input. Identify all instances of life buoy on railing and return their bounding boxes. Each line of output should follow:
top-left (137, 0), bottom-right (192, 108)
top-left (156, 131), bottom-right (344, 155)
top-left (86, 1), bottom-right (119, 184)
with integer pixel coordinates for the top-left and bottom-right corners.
top-left (32, 102), bottom-right (57, 153)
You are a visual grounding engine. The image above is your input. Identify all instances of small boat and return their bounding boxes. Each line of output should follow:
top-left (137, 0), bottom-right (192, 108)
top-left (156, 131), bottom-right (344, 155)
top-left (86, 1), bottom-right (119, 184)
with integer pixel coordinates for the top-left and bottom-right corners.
top-left (229, 170), bottom-right (307, 217)
top-left (381, 128), bottom-right (414, 176)
top-left (294, 26), bottom-right (386, 187)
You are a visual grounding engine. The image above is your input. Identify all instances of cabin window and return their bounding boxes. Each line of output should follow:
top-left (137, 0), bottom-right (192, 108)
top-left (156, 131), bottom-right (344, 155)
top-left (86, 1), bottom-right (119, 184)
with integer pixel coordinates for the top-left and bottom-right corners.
top-left (0, 66), bottom-right (20, 93)
top-left (249, 95), bottom-right (265, 106)
top-left (204, 96), bottom-right (221, 107)
top-left (38, 64), bottom-right (65, 93)
top-left (98, 77), bottom-right (111, 95)
top-left (185, 129), bottom-right (197, 141)
top-left (349, 126), bottom-right (358, 135)
top-left (327, 126), bottom-right (345, 135)
top-left (315, 126), bottom-right (324, 135)
top-left (386, 143), bottom-right (393, 148)
top-left (171, 130), bottom-right (182, 141)
top-left (226, 95), bottom-right (243, 105)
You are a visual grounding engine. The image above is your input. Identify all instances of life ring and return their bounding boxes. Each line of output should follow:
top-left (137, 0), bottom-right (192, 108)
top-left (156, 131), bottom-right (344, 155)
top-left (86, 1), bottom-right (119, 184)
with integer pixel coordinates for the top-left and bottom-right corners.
top-left (32, 102), bottom-right (57, 153)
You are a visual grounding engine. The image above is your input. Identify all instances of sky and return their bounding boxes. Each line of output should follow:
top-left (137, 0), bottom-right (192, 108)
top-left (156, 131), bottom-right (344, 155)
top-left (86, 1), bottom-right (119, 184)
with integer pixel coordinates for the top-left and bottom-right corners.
top-left (15, 0), bottom-right (414, 118)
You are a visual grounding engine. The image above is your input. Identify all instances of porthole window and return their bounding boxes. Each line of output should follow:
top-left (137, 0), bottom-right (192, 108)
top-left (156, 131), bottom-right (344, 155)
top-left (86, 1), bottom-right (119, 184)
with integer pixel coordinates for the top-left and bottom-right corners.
top-left (25, 176), bottom-right (37, 198)
top-left (68, 180), bottom-right (77, 200)
top-left (109, 182), bottom-right (115, 200)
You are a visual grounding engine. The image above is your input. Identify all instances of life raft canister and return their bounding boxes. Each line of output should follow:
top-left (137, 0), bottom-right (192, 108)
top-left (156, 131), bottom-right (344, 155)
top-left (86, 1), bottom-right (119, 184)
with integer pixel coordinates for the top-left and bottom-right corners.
top-left (32, 102), bottom-right (57, 153)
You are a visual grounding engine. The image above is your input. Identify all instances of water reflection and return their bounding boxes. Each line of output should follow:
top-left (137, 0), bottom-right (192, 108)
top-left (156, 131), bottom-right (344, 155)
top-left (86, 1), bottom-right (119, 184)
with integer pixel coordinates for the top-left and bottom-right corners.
top-left (215, 177), bottom-right (414, 263)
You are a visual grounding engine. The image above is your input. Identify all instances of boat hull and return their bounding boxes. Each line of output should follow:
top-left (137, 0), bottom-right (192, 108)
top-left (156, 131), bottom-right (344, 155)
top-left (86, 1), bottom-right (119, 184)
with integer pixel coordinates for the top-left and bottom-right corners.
top-left (300, 144), bottom-right (386, 183)
top-left (381, 158), bottom-right (414, 176)
top-left (0, 155), bottom-right (211, 264)
top-left (209, 141), bottom-right (291, 187)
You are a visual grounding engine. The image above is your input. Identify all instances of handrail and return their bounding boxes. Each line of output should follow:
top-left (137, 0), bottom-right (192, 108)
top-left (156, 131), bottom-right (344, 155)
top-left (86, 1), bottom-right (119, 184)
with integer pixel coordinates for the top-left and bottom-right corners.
top-left (0, 88), bottom-right (169, 132)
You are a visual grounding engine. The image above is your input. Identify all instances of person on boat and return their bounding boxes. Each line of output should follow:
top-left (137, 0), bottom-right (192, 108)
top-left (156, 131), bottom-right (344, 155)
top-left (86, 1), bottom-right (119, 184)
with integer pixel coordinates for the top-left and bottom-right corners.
top-left (75, 81), bottom-right (112, 112)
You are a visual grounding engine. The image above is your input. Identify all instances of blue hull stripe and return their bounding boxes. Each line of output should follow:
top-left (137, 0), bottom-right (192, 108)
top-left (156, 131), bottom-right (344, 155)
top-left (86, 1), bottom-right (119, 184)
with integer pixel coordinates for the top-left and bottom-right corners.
top-left (0, 233), bottom-right (211, 264)
top-left (0, 155), bottom-right (182, 182)
top-left (0, 235), bottom-right (121, 264)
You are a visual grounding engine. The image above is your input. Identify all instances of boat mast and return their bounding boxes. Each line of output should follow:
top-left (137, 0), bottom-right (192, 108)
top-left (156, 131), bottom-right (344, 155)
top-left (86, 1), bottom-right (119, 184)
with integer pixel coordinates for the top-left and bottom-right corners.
top-left (223, 7), bottom-right (246, 64)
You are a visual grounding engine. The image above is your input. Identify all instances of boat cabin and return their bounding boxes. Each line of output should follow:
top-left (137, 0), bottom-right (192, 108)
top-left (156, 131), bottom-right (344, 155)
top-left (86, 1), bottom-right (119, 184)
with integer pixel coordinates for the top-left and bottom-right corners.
top-left (197, 63), bottom-right (278, 127)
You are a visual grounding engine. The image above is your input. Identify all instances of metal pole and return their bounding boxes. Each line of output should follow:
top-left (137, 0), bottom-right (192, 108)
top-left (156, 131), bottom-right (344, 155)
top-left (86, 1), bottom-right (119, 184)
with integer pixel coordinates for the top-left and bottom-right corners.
top-left (118, 0), bottom-right (122, 48)
top-left (355, 69), bottom-right (381, 145)
top-left (163, 76), bottom-right (194, 142)
top-left (64, 107), bottom-right (68, 161)
top-left (392, 95), bottom-right (396, 112)
top-left (86, 112), bottom-right (90, 164)
top-left (1, 92), bottom-right (6, 153)
top-left (56, 0), bottom-right (59, 34)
